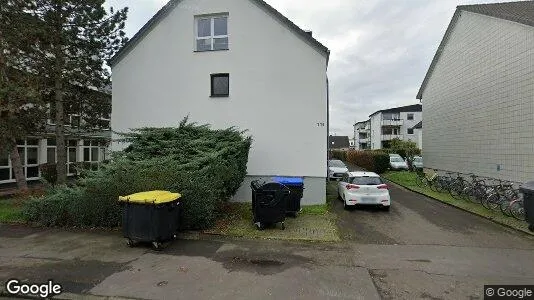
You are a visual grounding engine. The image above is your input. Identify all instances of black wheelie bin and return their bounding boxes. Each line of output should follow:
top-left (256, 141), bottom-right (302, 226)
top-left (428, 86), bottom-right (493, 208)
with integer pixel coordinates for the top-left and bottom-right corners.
top-left (272, 176), bottom-right (304, 217)
top-left (519, 181), bottom-right (534, 232)
top-left (251, 180), bottom-right (290, 230)
top-left (119, 190), bottom-right (182, 250)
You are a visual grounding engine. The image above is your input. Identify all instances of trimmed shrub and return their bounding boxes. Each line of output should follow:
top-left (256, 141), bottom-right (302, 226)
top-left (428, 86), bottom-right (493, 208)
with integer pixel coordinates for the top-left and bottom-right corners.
top-left (22, 118), bottom-right (252, 230)
top-left (330, 149), bottom-right (347, 161)
top-left (39, 163), bottom-right (57, 186)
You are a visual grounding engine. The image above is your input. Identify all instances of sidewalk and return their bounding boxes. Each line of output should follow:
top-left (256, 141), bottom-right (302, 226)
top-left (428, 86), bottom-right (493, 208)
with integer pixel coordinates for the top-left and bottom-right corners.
top-left (0, 224), bottom-right (379, 300)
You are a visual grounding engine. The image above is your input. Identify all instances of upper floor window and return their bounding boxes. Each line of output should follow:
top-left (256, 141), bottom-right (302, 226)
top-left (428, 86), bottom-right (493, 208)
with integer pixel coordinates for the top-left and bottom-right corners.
top-left (407, 113), bottom-right (414, 120)
top-left (196, 15), bottom-right (228, 51)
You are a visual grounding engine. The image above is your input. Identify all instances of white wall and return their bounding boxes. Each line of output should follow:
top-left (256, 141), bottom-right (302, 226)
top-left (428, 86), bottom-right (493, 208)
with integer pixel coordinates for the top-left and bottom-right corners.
top-left (399, 111), bottom-right (422, 145)
top-left (112, 0), bottom-right (328, 179)
top-left (421, 11), bottom-right (534, 182)
top-left (369, 114), bottom-right (381, 149)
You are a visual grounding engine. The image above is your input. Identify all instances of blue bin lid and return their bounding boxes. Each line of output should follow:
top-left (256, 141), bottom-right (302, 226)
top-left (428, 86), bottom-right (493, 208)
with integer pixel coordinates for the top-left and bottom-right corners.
top-left (272, 176), bottom-right (304, 186)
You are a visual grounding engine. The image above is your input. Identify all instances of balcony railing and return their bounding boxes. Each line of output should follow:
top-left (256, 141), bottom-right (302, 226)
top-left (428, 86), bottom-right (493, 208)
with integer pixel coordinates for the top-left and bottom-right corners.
top-left (381, 119), bottom-right (403, 126)
top-left (381, 134), bottom-right (403, 141)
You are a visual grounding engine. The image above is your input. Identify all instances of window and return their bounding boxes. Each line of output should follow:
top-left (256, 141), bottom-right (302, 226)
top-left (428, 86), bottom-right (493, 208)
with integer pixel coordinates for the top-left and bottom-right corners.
top-left (407, 128), bottom-right (414, 135)
top-left (350, 176), bottom-right (384, 185)
top-left (407, 113), bottom-right (414, 120)
top-left (211, 73), bottom-right (229, 97)
top-left (196, 15), bottom-right (228, 51)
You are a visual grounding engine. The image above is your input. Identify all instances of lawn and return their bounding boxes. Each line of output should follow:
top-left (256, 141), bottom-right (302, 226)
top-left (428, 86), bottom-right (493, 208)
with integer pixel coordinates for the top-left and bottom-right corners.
top-left (0, 198), bottom-right (24, 223)
top-left (383, 171), bottom-right (533, 235)
top-left (203, 184), bottom-right (340, 242)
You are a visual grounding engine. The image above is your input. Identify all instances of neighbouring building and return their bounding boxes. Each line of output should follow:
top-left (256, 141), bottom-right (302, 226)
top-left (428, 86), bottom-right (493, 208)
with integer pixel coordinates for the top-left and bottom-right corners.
top-left (0, 89), bottom-right (112, 186)
top-left (110, 0), bottom-right (330, 204)
top-left (417, 1), bottom-right (534, 182)
top-left (353, 120), bottom-right (371, 150)
top-left (412, 121), bottom-right (423, 150)
top-left (368, 104), bottom-right (422, 150)
top-left (349, 137), bottom-right (355, 148)
top-left (329, 135), bottom-right (350, 150)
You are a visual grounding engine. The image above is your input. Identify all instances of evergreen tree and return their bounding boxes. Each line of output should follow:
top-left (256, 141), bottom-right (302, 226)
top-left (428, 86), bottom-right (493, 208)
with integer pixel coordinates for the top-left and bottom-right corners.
top-left (26, 0), bottom-right (127, 184)
top-left (0, 0), bottom-right (47, 191)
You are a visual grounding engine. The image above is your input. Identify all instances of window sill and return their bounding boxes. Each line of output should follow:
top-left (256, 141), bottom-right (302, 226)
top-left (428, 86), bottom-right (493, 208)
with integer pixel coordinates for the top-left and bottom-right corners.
top-left (194, 49), bottom-right (229, 53)
top-left (210, 95), bottom-right (229, 98)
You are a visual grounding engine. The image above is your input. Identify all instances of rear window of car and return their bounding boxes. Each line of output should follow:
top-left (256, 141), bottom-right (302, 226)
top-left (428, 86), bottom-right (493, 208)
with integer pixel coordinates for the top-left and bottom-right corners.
top-left (350, 176), bottom-right (383, 185)
top-left (328, 160), bottom-right (346, 168)
top-left (390, 157), bottom-right (404, 162)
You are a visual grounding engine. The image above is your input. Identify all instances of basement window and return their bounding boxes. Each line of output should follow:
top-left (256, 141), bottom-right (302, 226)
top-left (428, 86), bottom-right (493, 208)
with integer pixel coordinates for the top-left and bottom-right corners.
top-left (211, 73), bottom-right (229, 97)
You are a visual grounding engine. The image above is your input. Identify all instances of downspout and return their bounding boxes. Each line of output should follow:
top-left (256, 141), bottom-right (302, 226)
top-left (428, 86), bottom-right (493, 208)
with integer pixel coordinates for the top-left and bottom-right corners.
top-left (326, 75), bottom-right (330, 177)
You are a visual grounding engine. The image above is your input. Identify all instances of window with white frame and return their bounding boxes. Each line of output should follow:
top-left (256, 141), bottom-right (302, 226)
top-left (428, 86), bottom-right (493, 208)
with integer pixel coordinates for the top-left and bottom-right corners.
top-left (195, 15), bottom-right (228, 51)
top-left (0, 140), bottom-right (41, 183)
top-left (82, 140), bottom-right (108, 167)
top-left (46, 138), bottom-right (57, 164)
top-left (66, 140), bottom-right (78, 175)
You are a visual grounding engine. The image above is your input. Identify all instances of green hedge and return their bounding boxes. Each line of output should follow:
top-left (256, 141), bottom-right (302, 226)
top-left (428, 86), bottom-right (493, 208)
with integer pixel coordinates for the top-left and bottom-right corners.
top-left (345, 150), bottom-right (389, 174)
top-left (23, 118), bottom-right (252, 230)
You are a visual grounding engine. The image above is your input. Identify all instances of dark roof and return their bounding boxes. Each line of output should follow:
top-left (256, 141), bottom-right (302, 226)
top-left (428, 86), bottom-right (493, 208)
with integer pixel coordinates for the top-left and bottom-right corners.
top-left (412, 121), bottom-right (422, 129)
top-left (353, 119), bottom-right (370, 126)
top-left (369, 104), bottom-right (422, 117)
top-left (417, 1), bottom-right (534, 100)
top-left (329, 135), bottom-right (350, 149)
top-left (110, 0), bottom-right (330, 67)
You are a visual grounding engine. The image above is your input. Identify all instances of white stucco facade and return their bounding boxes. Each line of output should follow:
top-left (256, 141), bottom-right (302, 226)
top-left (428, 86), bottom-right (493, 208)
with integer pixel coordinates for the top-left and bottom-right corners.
top-left (111, 0), bottom-right (328, 204)
top-left (420, 11), bottom-right (534, 182)
top-left (368, 107), bottom-right (422, 150)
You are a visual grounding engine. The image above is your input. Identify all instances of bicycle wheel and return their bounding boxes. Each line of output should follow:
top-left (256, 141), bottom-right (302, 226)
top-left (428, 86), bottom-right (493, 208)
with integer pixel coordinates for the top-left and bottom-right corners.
top-left (510, 200), bottom-right (526, 221)
top-left (449, 180), bottom-right (463, 200)
top-left (500, 199), bottom-right (513, 216)
top-left (435, 178), bottom-right (446, 193)
top-left (470, 186), bottom-right (484, 204)
top-left (485, 194), bottom-right (501, 211)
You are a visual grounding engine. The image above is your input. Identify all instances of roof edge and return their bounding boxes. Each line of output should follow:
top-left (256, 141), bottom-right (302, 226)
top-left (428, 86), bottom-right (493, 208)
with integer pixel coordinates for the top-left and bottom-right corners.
top-left (109, 0), bottom-right (330, 68)
top-left (416, 9), bottom-right (461, 100)
top-left (368, 103), bottom-right (422, 118)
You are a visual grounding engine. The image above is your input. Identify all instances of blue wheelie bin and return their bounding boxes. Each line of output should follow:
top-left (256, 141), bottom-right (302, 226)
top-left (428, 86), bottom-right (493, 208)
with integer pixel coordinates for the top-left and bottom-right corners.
top-left (273, 177), bottom-right (304, 217)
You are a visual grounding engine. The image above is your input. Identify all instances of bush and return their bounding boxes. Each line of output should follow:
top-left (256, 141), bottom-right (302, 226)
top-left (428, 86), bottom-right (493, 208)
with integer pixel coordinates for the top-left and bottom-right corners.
top-left (22, 118), bottom-right (252, 230)
top-left (330, 149), bottom-right (347, 161)
top-left (39, 163), bottom-right (57, 186)
top-left (342, 150), bottom-right (389, 174)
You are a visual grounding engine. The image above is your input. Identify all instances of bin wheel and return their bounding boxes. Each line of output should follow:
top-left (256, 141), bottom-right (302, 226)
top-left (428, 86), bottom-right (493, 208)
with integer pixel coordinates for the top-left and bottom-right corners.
top-left (126, 239), bottom-right (135, 247)
top-left (256, 223), bottom-right (264, 231)
top-left (529, 224), bottom-right (534, 232)
top-left (152, 241), bottom-right (163, 250)
top-left (281, 222), bottom-right (285, 230)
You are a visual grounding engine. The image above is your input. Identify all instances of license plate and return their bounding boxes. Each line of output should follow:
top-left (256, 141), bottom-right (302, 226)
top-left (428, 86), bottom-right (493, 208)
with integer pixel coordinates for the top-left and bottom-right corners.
top-left (360, 197), bottom-right (375, 203)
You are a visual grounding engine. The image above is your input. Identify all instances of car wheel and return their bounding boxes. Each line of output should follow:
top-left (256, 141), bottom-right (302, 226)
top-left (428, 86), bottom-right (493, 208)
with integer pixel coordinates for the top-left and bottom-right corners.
top-left (343, 200), bottom-right (349, 210)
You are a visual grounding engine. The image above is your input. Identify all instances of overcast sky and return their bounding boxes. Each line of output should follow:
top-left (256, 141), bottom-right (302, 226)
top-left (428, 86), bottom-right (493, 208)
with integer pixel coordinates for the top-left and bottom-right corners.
top-left (105, 0), bottom-right (506, 137)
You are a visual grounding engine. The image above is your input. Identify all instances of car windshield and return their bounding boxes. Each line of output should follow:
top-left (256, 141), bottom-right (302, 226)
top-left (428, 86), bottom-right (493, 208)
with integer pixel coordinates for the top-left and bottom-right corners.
top-left (350, 176), bottom-right (383, 185)
top-left (390, 157), bottom-right (404, 162)
top-left (328, 160), bottom-right (346, 168)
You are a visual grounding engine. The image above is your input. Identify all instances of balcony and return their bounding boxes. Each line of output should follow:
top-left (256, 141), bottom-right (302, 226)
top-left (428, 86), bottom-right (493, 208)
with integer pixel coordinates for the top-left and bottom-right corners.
top-left (381, 134), bottom-right (403, 141)
top-left (358, 137), bottom-right (370, 143)
top-left (381, 119), bottom-right (403, 126)
top-left (357, 127), bottom-right (370, 133)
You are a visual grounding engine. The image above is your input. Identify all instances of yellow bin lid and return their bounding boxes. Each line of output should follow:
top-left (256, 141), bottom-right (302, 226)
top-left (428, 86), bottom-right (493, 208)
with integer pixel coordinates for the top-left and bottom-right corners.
top-left (118, 190), bottom-right (181, 205)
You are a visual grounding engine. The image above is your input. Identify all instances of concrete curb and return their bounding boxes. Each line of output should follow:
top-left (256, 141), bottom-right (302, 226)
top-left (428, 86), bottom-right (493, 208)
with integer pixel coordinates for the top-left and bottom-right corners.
top-left (383, 177), bottom-right (534, 237)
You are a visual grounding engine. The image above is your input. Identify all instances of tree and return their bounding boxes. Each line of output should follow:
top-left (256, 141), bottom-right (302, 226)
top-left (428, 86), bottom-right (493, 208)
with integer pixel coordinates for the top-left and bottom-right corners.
top-left (0, 1), bottom-right (47, 192)
top-left (389, 138), bottom-right (420, 170)
top-left (26, 0), bottom-right (127, 184)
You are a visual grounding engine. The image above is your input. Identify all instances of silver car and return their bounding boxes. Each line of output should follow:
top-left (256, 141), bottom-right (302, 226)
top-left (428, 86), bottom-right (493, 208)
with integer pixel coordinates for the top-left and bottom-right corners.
top-left (328, 160), bottom-right (349, 180)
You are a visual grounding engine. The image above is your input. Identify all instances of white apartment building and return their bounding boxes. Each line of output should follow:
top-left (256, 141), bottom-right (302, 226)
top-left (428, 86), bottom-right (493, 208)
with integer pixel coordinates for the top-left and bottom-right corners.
top-left (367, 104), bottom-right (422, 150)
top-left (353, 120), bottom-right (371, 150)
